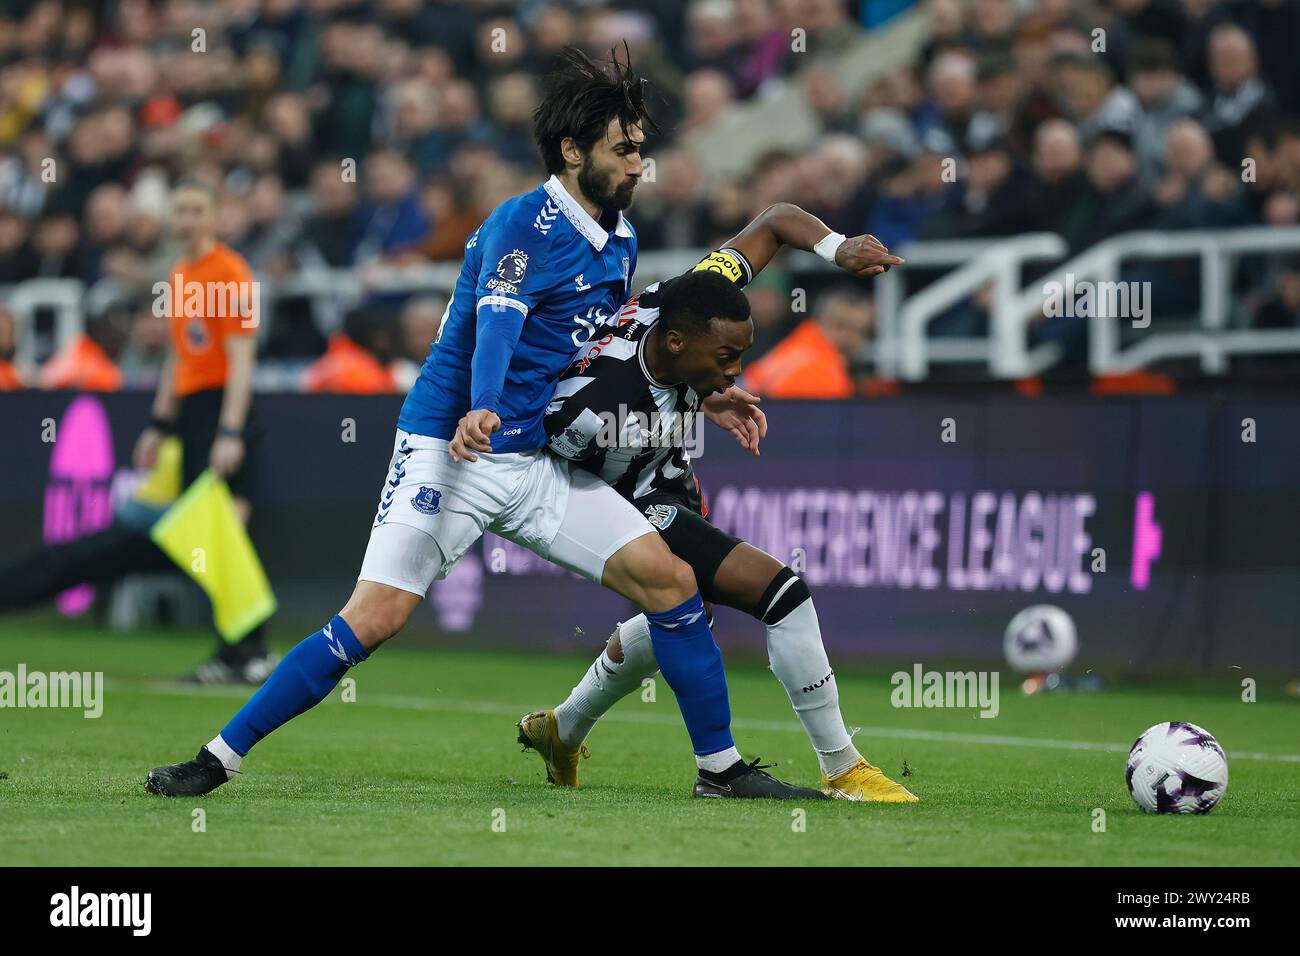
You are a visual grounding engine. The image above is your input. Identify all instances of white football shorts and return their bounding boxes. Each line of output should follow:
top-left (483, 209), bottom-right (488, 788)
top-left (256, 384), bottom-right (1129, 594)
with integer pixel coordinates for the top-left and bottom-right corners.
top-left (357, 429), bottom-right (654, 595)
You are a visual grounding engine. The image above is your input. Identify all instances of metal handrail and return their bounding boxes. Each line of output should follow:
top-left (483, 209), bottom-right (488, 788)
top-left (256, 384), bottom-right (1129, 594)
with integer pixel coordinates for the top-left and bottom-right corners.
top-left (891, 233), bottom-right (1067, 380)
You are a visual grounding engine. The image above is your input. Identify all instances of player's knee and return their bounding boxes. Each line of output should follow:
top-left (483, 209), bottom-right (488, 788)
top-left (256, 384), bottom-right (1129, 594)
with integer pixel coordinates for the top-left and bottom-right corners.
top-left (635, 553), bottom-right (696, 611)
top-left (605, 535), bottom-right (698, 610)
top-left (659, 554), bottom-right (698, 604)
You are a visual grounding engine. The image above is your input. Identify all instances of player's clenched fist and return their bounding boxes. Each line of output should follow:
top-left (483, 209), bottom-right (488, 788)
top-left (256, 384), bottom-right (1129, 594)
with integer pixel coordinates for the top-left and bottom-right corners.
top-left (834, 234), bottom-right (905, 278)
top-left (449, 409), bottom-right (501, 462)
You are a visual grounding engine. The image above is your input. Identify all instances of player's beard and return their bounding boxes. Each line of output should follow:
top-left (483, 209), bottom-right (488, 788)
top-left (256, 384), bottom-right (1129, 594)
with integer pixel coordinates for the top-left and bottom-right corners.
top-left (578, 155), bottom-right (636, 214)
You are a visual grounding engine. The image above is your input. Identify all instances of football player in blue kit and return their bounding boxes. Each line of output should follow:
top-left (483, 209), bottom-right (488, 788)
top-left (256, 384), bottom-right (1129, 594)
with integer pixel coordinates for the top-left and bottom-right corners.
top-left (145, 47), bottom-right (829, 800)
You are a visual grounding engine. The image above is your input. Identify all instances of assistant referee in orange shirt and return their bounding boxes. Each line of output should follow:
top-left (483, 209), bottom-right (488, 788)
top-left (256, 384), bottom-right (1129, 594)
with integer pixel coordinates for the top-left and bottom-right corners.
top-left (133, 179), bottom-right (274, 683)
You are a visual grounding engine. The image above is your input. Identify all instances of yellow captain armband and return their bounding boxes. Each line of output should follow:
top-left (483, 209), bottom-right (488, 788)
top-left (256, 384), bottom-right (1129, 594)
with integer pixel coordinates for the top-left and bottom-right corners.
top-left (691, 250), bottom-right (746, 285)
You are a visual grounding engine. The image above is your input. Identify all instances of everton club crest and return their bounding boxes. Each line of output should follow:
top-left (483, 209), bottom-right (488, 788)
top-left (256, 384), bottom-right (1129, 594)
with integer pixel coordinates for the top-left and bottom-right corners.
top-left (412, 486), bottom-right (442, 515)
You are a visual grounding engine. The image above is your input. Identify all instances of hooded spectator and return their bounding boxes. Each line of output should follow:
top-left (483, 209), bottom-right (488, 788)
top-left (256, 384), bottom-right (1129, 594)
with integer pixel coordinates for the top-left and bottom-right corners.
top-left (38, 308), bottom-right (126, 391)
top-left (1125, 38), bottom-right (1204, 177)
top-left (743, 287), bottom-right (872, 399)
top-left (301, 307), bottom-right (399, 394)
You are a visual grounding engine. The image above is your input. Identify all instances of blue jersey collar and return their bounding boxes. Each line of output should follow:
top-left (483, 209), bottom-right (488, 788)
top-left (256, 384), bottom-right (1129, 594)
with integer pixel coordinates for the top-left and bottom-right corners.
top-left (543, 175), bottom-right (633, 251)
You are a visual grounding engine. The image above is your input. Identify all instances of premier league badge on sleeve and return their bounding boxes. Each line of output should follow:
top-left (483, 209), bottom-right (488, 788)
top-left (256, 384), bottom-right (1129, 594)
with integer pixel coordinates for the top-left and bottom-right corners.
top-left (496, 250), bottom-right (530, 284)
top-left (412, 486), bottom-right (442, 515)
top-left (488, 249), bottom-right (530, 293)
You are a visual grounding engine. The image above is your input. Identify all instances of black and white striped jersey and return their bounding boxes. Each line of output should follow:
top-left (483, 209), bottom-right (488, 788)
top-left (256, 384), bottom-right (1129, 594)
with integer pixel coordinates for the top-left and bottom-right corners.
top-left (543, 247), bottom-right (753, 503)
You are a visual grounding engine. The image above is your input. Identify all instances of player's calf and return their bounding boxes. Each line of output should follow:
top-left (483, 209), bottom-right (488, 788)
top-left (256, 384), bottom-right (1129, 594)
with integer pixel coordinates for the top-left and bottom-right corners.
top-left (756, 568), bottom-right (859, 773)
top-left (602, 533), bottom-right (742, 774)
top-left (712, 548), bottom-right (865, 781)
top-left (338, 580), bottom-right (424, 649)
top-left (550, 620), bottom-right (659, 753)
top-left (146, 613), bottom-right (371, 796)
top-left (144, 584), bottom-right (424, 796)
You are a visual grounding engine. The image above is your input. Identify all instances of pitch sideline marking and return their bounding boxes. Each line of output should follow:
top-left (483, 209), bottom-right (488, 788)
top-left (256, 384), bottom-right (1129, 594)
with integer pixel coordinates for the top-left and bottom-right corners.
top-left (128, 681), bottom-right (1300, 764)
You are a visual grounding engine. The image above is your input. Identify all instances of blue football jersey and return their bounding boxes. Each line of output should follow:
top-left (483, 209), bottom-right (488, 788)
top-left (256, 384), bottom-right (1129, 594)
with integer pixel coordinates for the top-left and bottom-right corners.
top-left (398, 175), bottom-right (638, 452)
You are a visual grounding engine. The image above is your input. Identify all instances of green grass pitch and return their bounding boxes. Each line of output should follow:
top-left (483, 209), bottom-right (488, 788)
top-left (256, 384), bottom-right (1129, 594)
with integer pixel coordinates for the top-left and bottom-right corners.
top-left (2, 615), bottom-right (1298, 866)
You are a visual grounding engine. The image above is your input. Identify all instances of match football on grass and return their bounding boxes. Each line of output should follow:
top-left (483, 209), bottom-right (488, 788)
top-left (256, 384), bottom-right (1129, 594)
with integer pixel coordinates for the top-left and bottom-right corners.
top-left (1, 0), bottom-right (1298, 930)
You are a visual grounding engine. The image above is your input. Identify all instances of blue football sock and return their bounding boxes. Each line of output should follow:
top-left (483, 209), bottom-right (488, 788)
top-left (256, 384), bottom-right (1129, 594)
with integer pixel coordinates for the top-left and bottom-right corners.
top-left (644, 593), bottom-right (735, 756)
top-left (220, 615), bottom-right (368, 756)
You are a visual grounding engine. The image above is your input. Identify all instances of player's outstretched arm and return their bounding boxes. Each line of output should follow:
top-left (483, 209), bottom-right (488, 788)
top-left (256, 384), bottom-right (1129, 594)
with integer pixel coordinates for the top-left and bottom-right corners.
top-left (722, 202), bottom-right (904, 279)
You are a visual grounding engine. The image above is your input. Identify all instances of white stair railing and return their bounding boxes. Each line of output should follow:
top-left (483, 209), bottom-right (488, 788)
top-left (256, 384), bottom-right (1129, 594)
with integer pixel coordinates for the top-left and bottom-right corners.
top-left (890, 226), bottom-right (1300, 379)
top-left (891, 234), bottom-right (1067, 380)
top-left (5, 278), bottom-right (86, 368)
top-left (1059, 226), bottom-right (1300, 375)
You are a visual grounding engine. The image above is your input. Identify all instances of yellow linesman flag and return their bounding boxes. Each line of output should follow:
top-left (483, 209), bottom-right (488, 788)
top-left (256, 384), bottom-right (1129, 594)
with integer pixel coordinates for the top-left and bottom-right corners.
top-left (150, 469), bottom-right (276, 642)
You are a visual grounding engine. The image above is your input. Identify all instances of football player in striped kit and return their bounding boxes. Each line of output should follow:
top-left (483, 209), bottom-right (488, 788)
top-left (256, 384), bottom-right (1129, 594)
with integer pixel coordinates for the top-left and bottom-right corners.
top-left (518, 202), bottom-right (917, 801)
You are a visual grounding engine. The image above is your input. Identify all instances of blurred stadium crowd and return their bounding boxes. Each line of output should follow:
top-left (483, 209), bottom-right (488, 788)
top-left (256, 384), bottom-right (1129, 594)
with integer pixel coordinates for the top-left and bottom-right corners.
top-left (1, 0), bottom-right (1299, 396)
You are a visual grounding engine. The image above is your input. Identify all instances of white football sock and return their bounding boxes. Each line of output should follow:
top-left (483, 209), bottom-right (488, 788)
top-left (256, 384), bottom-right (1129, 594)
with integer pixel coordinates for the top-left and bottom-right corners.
top-left (553, 616), bottom-right (746, 774)
top-left (766, 596), bottom-right (861, 777)
top-left (554, 615), bottom-right (658, 748)
top-left (205, 734), bottom-right (243, 780)
top-left (695, 746), bottom-right (743, 774)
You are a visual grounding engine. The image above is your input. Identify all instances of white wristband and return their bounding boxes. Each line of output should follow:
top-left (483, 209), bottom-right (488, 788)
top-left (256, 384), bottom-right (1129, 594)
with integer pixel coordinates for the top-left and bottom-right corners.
top-left (813, 231), bottom-right (847, 264)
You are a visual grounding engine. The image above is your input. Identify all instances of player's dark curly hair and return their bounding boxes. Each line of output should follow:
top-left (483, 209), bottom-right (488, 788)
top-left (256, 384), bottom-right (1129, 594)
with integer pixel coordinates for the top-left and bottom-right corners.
top-left (533, 44), bottom-right (659, 175)
top-left (659, 271), bottom-right (752, 337)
